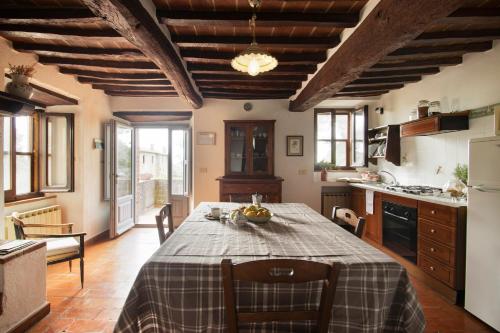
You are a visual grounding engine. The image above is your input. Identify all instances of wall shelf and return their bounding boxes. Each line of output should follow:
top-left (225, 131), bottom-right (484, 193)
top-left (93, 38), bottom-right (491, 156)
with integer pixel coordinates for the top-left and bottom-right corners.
top-left (368, 125), bottom-right (401, 166)
top-left (400, 111), bottom-right (469, 137)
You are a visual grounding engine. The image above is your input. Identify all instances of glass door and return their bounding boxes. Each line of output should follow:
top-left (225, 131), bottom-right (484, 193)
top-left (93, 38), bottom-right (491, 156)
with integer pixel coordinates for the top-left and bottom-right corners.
top-left (107, 120), bottom-right (135, 238)
top-left (251, 124), bottom-right (270, 175)
top-left (228, 125), bottom-right (248, 174)
top-left (170, 128), bottom-right (190, 227)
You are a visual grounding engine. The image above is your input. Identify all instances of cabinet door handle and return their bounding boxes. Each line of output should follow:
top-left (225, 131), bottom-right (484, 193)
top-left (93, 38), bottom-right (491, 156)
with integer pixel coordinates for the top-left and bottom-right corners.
top-left (431, 210), bottom-right (436, 215)
top-left (430, 247), bottom-right (435, 252)
top-left (430, 229), bottom-right (436, 233)
top-left (430, 266), bottom-right (435, 271)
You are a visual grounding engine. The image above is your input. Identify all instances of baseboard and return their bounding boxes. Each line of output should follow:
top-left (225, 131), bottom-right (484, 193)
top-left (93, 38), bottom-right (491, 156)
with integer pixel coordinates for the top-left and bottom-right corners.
top-left (6, 302), bottom-right (50, 333)
top-left (85, 229), bottom-right (109, 246)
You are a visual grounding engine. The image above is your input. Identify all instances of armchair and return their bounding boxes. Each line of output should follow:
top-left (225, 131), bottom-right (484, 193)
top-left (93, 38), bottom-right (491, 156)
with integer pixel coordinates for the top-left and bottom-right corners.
top-left (11, 212), bottom-right (86, 288)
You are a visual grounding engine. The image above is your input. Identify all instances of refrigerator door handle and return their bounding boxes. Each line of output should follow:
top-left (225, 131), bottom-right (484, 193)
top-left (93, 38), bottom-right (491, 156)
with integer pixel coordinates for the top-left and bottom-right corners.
top-left (469, 185), bottom-right (500, 193)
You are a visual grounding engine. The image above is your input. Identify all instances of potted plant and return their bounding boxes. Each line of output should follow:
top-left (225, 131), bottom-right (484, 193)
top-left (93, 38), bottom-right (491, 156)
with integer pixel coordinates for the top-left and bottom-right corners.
top-left (6, 63), bottom-right (36, 99)
top-left (317, 161), bottom-right (335, 182)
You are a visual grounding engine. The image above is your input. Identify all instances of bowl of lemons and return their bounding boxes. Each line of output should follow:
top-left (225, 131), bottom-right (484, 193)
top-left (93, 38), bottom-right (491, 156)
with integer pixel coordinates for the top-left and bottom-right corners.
top-left (241, 204), bottom-right (273, 223)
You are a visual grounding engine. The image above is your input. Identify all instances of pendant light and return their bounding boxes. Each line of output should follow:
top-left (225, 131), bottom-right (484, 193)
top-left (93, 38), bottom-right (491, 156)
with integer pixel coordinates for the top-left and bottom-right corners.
top-left (231, 0), bottom-right (278, 76)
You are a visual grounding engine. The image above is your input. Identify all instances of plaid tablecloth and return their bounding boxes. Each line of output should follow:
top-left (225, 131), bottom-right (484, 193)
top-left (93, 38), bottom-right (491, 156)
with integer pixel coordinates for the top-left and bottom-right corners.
top-left (115, 202), bottom-right (425, 333)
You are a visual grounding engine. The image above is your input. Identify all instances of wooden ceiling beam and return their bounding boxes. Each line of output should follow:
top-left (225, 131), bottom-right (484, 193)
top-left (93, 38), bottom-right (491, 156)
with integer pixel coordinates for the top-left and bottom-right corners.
top-left (78, 77), bottom-right (171, 85)
top-left (203, 93), bottom-right (291, 100)
top-left (388, 41), bottom-right (492, 57)
top-left (158, 10), bottom-right (358, 28)
top-left (289, 0), bottom-right (467, 112)
top-left (188, 64), bottom-right (316, 75)
top-left (334, 91), bottom-right (388, 97)
top-left (371, 57), bottom-right (462, 70)
top-left (200, 88), bottom-right (296, 95)
top-left (12, 42), bottom-right (143, 57)
top-left (0, 8), bottom-right (99, 24)
top-left (82, 0), bottom-right (202, 108)
top-left (172, 35), bottom-right (339, 49)
top-left (105, 90), bottom-right (178, 96)
top-left (416, 29), bottom-right (500, 43)
top-left (181, 49), bottom-right (326, 65)
top-left (197, 82), bottom-right (301, 90)
top-left (0, 24), bottom-right (121, 40)
top-left (341, 84), bottom-right (404, 93)
top-left (359, 67), bottom-right (440, 78)
top-left (442, 7), bottom-right (500, 24)
top-left (193, 74), bottom-right (307, 82)
top-left (348, 76), bottom-right (421, 86)
top-left (92, 84), bottom-right (175, 91)
top-left (38, 55), bottom-right (158, 69)
top-left (60, 68), bottom-right (166, 80)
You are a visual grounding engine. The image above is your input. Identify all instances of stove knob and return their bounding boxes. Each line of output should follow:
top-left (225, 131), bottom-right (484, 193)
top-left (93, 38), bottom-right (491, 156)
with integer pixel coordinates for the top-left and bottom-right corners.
top-left (404, 211), bottom-right (409, 217)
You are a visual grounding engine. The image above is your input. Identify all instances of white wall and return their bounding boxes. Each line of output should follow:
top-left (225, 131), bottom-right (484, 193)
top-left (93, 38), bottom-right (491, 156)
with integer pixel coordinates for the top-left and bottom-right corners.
top-left (0, 38), bottom-right (113, 239)
top-left (111, 97), bottom-right (361, 212)
top-left (367, 41), bottom-right (500, 187)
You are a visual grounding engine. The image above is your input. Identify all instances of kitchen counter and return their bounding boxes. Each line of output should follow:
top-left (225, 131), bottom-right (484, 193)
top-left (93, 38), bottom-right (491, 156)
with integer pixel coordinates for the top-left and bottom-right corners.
top-left (350, 183), bottom-right (467, 208)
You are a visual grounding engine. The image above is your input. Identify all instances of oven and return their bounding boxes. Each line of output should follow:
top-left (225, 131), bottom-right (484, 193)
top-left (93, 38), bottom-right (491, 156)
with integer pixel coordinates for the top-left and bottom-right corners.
top-left (382, 201), bottom-right (418, 264)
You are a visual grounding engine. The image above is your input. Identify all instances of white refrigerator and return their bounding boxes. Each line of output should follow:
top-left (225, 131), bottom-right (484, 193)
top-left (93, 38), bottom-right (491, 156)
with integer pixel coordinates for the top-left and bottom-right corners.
top-left (465, 136), bottom-right (500, 331)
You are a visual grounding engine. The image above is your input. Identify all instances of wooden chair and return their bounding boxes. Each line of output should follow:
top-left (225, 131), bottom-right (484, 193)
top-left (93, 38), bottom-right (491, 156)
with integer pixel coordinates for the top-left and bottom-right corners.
top-left (221, 259), bottom-right (341, 333)
top-left (332, 206), bottom-right (366, 238)
top-left (155, 203), bottom-right (174, 244)
top-left (11, 212), bottom-right (86, 288)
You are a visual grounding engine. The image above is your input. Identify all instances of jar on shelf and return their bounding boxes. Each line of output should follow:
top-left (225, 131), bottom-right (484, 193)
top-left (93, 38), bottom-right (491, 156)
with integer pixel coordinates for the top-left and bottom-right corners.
top-left (418, 100), bottom-right (430, 118)
top-left (428, 101), bottom-right (441, 116)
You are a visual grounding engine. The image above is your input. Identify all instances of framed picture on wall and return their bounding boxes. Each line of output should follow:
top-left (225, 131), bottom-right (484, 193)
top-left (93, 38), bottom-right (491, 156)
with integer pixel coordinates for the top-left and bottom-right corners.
top-left (197, 132), bottom-right (216, 145)
top-left (287, 136), bottom-right (303, 156)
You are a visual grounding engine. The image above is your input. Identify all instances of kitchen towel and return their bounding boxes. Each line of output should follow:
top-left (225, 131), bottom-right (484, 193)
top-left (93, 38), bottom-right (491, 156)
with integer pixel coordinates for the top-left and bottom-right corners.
top-left (366, 189), bottom-right (374, 215)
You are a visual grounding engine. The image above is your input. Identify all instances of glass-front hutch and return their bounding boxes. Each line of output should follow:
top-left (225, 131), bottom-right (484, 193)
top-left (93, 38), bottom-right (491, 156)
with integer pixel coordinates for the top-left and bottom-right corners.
top-left (218, 120), bottom-right (283, 202)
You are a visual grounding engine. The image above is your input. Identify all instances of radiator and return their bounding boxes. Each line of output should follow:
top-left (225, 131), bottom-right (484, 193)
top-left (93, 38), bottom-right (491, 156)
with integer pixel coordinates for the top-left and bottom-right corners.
top-left (5, 205), bottom-right (63, 240)
top-left (321, 187), bottom-right (351, 219)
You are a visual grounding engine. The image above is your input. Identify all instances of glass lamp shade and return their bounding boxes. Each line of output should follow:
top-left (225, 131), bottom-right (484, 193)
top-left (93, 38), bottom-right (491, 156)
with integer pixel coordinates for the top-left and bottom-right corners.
top-left (231, 43), bottom-right (278, 76)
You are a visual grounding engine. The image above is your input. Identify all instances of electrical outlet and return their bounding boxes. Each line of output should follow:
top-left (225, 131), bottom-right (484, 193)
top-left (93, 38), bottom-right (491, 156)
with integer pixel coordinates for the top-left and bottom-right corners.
top-left (298, 169), bottom-right (307, 175)
top-left (199, 167), bottom-right (208, 173)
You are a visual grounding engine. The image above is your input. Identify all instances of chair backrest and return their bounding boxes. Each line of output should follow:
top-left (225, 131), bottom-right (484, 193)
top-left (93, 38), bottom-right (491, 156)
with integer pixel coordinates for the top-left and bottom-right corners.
top-left (11, 212), bottom-right (26, 240)
top-left (221, 259), bottom-right (341, 333)
top-left (332, 206), bottom-right (366, 238)
top-left (155, 203), bottom-right (174, 244)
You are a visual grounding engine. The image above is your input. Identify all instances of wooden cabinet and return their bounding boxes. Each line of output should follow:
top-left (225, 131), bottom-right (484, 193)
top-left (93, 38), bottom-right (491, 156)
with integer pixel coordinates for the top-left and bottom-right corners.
top-left (224, 120), bottom-right (275, 177)
top-left (368, 125), bottom-right (401, 166)
top-left (417, 201), bottom-right (467, 295)
top-left (218, 120), bottom-right (283, 202)
top-left (400, 111), bottom-right (469, 137)
top-left (349, 187), bottom-right (382, 244)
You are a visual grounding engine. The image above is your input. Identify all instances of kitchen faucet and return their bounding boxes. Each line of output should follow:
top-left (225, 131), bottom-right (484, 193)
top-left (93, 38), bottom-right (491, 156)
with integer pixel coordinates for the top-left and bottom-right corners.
top-left (379, 170), bottom-right (399, 186)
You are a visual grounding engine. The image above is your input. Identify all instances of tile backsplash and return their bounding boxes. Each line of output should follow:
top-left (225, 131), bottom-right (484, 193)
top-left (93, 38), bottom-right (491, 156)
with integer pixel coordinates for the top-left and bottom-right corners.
top-left (375, 116), bottom-right (495, 187)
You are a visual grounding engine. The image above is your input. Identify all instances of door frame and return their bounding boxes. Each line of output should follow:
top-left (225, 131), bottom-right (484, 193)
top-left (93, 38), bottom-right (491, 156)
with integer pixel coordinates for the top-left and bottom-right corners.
top-left (133, 124), bottom-right (191, 227)
top-left (107, 119), bottom-right (136, 238)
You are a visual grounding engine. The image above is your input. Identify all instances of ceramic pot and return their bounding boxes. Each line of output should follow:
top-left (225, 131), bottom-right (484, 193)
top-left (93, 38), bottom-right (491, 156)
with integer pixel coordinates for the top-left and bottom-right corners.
top-left (6, 74), bottom-right (33, 99)
top-left (320, 169), bottom-right (328, 181)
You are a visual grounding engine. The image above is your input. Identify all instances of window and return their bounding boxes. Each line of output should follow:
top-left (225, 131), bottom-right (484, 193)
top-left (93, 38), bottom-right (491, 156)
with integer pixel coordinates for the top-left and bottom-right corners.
top-left (314, 106), bottom-right (368, 170)
top-left (3, 112), bottom-right (74, 202)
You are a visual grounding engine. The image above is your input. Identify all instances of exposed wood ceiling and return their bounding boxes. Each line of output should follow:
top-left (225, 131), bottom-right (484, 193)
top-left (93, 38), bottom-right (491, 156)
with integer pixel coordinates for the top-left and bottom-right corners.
top-left (0, 0), bottom-right (499, 108)
top-left (291, 0), bottom-right (500, 111)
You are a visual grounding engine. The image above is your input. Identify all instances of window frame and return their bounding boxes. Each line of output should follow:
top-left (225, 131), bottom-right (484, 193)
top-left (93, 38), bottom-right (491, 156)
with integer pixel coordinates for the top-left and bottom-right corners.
top-left (314, 107), bottom-right (368, 171)
top-left (4, 114), bottom-right (41, 202)
top-left (3, 112), bottom-right (75, 203)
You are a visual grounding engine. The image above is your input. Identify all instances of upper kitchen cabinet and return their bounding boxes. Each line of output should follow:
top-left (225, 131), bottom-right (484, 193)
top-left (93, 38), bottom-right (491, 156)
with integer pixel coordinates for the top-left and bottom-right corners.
top-left (400, 111), bottom-right (469, 137)
top-left (224, 120), bottom-right (275, 177)
top-left (368, 125), bottom-right (401, 166)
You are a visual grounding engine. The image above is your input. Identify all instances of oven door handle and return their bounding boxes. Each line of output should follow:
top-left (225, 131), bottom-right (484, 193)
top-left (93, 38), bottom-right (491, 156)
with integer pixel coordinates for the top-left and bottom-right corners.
top-left (383, 211), bottom-right (409, 221)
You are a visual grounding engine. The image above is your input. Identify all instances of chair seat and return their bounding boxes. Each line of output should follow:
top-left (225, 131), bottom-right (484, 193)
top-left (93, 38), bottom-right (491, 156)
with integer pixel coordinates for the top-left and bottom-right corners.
top-left (45, 237), bottom-right (80, 258)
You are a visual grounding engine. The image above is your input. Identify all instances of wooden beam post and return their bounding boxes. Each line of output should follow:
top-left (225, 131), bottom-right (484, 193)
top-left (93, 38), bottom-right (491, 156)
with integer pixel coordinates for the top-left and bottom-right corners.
top-left (289, 0), bottom-right (468, 112)
top-left (81, 0), bottom-right (202, 108)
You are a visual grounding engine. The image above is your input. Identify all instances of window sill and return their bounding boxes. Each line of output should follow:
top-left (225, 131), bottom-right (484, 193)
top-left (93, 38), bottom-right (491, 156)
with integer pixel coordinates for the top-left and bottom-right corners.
top-left (4, 194), bottom-right (57, 207)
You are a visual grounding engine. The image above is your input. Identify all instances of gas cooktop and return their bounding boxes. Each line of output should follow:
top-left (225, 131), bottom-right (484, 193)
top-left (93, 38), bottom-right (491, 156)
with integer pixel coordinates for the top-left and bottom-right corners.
top-left (384, 185), bottom-right (443, 196)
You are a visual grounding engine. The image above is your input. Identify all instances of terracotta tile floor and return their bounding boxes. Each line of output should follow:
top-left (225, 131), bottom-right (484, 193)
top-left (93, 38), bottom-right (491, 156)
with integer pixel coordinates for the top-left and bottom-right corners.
top-left (28, 228), bottom-right (494, 333)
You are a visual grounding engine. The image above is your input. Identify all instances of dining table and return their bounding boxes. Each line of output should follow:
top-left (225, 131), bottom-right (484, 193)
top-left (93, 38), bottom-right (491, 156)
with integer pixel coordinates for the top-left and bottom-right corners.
top-left (115, 202), bottom-right (425, 333)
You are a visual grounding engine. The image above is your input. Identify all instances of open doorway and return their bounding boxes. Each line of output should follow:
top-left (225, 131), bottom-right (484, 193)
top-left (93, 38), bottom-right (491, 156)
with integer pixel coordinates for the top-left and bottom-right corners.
top-left (135, 126), bottom-right (190, 227)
